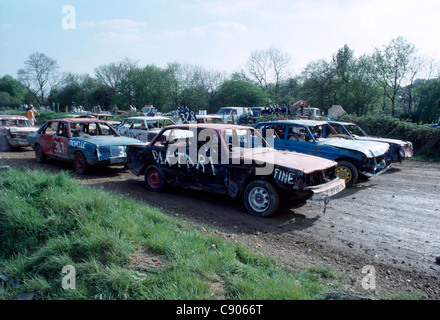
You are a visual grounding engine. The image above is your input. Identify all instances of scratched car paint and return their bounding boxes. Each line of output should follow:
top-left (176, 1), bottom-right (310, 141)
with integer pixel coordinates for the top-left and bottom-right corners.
top-left (27, 118), bottom-right (142, 174)
top-left (126, 123), bottom-right (345, 217)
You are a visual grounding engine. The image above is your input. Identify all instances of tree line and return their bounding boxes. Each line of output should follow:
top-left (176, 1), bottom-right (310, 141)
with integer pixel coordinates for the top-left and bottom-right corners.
top-left (1, 36), bottom-right (439, 123)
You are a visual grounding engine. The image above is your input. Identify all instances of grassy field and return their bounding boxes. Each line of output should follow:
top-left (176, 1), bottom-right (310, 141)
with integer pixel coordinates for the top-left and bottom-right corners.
top-left (0, 168), bottom-right (343, 300)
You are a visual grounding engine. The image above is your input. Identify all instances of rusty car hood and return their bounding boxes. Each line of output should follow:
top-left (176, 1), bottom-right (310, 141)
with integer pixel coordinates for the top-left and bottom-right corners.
top-left (239, 148), bottom-right (337, 174)
top-left (318, 138), bottom-right (389, 158)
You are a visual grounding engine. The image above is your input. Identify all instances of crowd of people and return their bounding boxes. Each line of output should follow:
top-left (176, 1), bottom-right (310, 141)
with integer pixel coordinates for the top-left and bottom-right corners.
top-left (260, 104), bottom-right (291, 117)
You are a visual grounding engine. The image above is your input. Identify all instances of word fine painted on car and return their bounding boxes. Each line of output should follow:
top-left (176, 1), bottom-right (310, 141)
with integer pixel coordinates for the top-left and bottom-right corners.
top-left (255, 120), bottom-right (392, 187)
top-left (126, 123), bottom-right (345, 218)
top-left (27, 118), bottom-right (142, 174)
top-left (0, 115), bottom-right (37, 152)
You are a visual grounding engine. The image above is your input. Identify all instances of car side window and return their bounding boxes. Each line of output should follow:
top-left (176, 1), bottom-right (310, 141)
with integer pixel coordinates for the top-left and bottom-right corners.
top-left (153, 128), bottom-right (193, 148)
top-left (261, 124), bottom-right (285, 140)
top-left (122, 120), bottom-right (133, 129)
top-left (43, 122), bottom-right (58, 135)
top-left (288, 125), bottom-right (314, 142)
top-left (56, 123), bottom-right (68, 137)
top-left (132, 120), bottom-right (144, 130)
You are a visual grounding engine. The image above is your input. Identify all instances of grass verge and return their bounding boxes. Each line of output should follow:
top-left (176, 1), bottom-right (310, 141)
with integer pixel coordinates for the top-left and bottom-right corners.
top-left (0, 169), bottom-right (341, 300)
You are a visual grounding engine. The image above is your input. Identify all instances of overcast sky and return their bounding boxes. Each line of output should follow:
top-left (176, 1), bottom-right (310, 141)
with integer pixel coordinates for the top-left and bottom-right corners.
top-left (1, 0), bottom-right (440, 78)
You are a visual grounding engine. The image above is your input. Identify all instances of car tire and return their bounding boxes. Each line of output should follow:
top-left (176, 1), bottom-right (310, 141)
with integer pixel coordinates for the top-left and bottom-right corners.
top-left (74, 152), bottom-right (88, 175)
top-left (35, 144), bottom-right (45, 163)
top-left (336, 160), bottom-right (358, 187)
top-left (243, 180), bottom-right (279, 217)
top-left (0, 136), bottom-right (11, 152)
top-left (144, 165), bottom-right (165, 192)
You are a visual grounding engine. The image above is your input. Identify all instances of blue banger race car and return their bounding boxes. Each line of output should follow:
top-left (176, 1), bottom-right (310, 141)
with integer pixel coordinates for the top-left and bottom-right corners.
top-left (27, 118), bottom-right (141, 174)
top-left (254, 120), bottom-right (392, 187)
top-left (327, 121), bottom-right (413, 163)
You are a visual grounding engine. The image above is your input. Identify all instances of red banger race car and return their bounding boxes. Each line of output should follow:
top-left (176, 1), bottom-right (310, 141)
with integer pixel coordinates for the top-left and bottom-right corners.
top-left (126, 124), bottom-right (345, 217)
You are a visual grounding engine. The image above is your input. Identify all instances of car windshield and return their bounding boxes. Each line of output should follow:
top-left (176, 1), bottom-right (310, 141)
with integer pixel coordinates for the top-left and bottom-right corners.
top-left (1, 119), bottom-right (32, 127)
top-left (71, 121), bottom-right (119, 137)
top-left (221, 128), bottom-right (267, 153)
top-left (217, 109), bottom-right (231, 115)
top-left (344, 124), bottom-right (368, 137)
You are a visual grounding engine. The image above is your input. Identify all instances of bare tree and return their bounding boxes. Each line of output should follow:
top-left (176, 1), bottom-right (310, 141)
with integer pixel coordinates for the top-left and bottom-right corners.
top-left (17, 52), bottom-right (59, 106)
top-left (246, 46), bottom-right (291, 94)
top-left (94, 58), bottom-right (137, 92)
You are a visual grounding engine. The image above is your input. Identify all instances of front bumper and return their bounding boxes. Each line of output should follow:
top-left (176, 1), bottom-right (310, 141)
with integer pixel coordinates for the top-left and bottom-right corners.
top-left (309, 178), bottom-right (346, 201)
top-left (361, 158), bottom-right (392, 178)
top-left (95, 145), bottom-right (129, 165)
top-left (8, 137), bottom-right (31, 147)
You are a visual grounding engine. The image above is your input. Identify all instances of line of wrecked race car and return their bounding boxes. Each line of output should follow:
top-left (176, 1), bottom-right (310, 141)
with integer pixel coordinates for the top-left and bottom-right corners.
top-left (16, 115), bottom-right (413, 218)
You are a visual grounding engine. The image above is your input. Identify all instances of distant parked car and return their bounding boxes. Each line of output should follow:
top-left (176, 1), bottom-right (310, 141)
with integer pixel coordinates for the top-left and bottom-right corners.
top-left (27, 118), bottom-right (141, 174)
top-left (217, 107), bottom-right (246, 124)
top-left (115, 116), bottom-right (176, 143)
top-left (327, 121), bottom-right (413, 163)
top-left (254, 120), bottom-right (391, 187)
top-left (0, 115), bottom-right (37, 151)
top-left (126, 123), bottom-right (345, 217)
top-left (195, 115), bottom-right (224, 124)
top-left (79, 113), bottom-right (121, 128)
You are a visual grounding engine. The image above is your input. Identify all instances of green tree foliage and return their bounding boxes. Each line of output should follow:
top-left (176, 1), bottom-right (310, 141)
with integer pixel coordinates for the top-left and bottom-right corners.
top-left (212, 75), bottom-right (267, 108)
top-left (5, 40), bottom-right (440, 124)
top-left (372, 36), bottom-right (416, 117)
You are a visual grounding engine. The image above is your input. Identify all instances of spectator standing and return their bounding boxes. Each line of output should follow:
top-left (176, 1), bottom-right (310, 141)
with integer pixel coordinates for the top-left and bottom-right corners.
top-left (26, 104), bottom-right (40, 126)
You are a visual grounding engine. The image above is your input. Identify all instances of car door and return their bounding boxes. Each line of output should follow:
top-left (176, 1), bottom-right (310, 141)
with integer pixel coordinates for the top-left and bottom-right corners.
top-left (126, 119), bottom-right (148, 142)
top-left (284, 124), bottom-right (318, 156)
top-left (186, 127), bottom-right (227, 193)
top-left (117, 119), bottom-right (134, 137)
top-left (39, 121), bottom-right (59, 156)
top-left (52, 121), bottom-right (70, 159)
top-left (149, 127), bottom-right (193, 184)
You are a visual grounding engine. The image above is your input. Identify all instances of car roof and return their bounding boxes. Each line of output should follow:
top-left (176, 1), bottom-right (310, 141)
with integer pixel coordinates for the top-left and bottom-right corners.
top-left (48, 118), bottom-right (108, 123)
top-left (125, 116), bottom-right (172, 121)
top-left (196, 115), bottom-right (222, 118)
top-left (328, 121), bottom-right (354, 125)
top-left (0, 115), bottom-right (28, 119)
top-left (165, 123), bottom-right (251, 130)
top-left (256, 119), bottom-right (329, 126)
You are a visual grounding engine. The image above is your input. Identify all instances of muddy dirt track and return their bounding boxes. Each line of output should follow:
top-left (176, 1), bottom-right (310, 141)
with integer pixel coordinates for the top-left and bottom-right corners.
top-left (1, 148), bottom-right (439, 299)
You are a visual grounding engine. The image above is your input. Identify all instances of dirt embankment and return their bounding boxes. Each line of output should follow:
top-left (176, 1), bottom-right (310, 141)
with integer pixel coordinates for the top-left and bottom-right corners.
top-left (1, 149), bottom-right (439, 299)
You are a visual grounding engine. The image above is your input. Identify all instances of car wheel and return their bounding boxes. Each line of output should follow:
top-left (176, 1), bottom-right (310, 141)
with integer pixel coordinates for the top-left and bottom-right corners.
top-left (144, 165), bottom-right (165, 192)
top-left (0, 136), bottom-right (11, 152)
top-left (74, 152), bottom-right (88, 174)
top-left (336, 160), bottom-right (358, 187)
top-left (35, 144), bottom-right (45, 163)
top-left (243, 180), bottom-right (279, 217)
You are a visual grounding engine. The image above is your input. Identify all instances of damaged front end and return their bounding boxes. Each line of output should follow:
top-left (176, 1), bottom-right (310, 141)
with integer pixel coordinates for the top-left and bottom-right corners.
top-left (359, 150), bottom-right (392, 178)
top-left (272, 162), bottom-right (345, 203)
